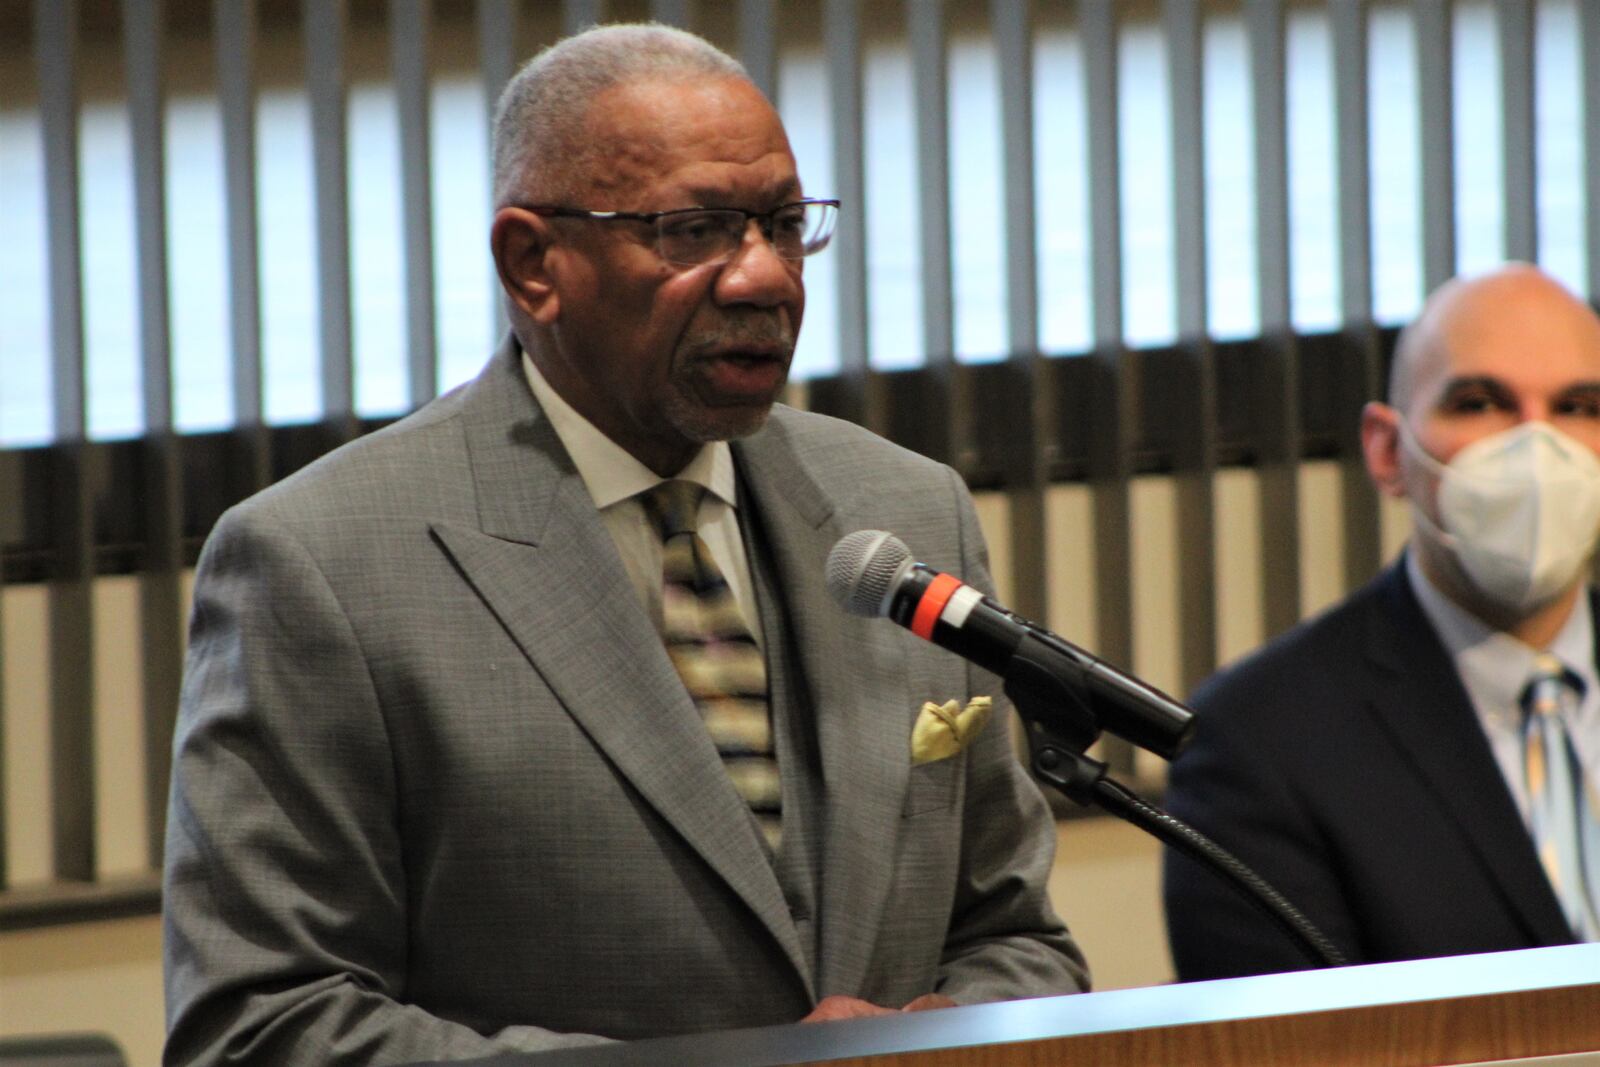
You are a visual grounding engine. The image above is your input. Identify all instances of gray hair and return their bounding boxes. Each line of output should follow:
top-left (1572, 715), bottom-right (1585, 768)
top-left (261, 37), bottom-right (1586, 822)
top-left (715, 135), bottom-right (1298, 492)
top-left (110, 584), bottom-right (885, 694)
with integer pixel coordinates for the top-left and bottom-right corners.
top-left (491, 23), bottom-right (751, 209)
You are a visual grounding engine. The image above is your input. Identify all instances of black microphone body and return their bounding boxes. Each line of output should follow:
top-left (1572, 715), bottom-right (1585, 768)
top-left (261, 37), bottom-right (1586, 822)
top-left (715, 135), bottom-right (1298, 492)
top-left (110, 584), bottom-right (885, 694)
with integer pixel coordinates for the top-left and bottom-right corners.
top-left (883, 564), bottom-right (1019, 676)
top-left (832, 533), bottom-right (1195, 760)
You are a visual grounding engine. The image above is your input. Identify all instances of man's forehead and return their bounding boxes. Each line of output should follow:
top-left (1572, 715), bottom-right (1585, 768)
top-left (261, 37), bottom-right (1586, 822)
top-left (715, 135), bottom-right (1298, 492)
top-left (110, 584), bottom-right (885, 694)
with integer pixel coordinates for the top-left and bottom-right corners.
top-left (1432, 317), bottom-right (1600, 381)
top-left (676, 159), bottom-right (802, 201)
top-left (582, 147), bottom-right (801, 210)
top-left (587, 77), bottom-right (786, 148)
top-left (580, 77), bottom-right (797, 202)
top-left (1399, 272), bottom-right (1600, 406)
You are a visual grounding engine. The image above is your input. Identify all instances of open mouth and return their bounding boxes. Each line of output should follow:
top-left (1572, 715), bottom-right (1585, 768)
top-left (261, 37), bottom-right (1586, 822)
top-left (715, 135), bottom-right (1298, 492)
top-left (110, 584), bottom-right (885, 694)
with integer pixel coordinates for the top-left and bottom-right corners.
top-left (693, 351), bottom-right (790, 403)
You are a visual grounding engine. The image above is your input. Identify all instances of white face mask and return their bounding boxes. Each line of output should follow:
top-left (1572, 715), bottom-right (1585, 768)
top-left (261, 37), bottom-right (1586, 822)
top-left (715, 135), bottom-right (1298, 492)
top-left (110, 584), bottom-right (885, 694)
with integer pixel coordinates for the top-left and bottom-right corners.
top-left (1400, 420), bottom-right (1600, 612)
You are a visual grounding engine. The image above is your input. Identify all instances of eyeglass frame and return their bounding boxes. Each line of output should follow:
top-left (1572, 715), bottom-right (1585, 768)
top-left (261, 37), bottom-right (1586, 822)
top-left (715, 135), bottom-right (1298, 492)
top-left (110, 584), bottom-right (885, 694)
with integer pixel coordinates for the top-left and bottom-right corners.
top-left (518, 197), bottom-right (841, 266)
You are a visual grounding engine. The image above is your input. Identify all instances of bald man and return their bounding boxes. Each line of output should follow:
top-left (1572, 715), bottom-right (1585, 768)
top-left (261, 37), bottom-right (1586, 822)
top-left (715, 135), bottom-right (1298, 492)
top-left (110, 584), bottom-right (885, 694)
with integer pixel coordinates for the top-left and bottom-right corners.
top-left (1162, 264), bottom-right (1600, 979)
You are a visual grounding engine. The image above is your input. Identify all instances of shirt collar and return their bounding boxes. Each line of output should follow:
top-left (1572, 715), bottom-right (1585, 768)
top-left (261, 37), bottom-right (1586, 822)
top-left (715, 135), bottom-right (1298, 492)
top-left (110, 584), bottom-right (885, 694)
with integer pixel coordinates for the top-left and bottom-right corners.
top-left (521, 348), bottom-right (738, 511)
top-left (1406, 550), bottom-right (1596, 723)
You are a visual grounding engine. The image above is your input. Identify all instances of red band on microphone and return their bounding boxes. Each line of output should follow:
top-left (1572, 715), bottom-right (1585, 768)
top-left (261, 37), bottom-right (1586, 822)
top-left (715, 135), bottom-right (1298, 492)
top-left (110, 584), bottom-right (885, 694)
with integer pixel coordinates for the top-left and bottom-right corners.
top-left (911, 572), bottom-right (963, 641)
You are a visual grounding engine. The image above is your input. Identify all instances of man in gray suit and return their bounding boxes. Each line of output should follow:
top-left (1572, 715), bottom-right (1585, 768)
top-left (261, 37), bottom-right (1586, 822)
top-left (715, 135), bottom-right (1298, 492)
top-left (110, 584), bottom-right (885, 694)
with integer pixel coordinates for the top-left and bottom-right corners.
top-left (163, 23), bottom-right (1086, 1065)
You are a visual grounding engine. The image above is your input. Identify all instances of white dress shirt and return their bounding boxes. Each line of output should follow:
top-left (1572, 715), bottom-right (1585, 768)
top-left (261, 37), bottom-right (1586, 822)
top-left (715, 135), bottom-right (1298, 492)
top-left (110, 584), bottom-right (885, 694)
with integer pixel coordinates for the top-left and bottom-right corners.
top-left (521, 349), bottom-right (764, 647)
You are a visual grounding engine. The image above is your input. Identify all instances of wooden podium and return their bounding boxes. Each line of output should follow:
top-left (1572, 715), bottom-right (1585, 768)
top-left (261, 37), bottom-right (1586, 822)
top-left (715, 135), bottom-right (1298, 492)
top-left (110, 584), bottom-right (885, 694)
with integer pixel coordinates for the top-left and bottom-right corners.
top-left (511, 943), bottom-right (1600, 1066)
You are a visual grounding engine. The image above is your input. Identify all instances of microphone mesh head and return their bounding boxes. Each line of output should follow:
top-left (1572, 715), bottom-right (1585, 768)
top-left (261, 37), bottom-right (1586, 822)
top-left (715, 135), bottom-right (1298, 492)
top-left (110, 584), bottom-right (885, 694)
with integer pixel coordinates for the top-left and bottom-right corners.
top-left (826, 530), bottom-right (912, 617)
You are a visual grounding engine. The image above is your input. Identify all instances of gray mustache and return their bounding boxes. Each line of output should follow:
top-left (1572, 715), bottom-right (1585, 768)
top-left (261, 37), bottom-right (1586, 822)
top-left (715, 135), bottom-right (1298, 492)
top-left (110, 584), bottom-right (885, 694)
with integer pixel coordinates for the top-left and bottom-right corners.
top-left (688, 318), bottom-right (794, 354)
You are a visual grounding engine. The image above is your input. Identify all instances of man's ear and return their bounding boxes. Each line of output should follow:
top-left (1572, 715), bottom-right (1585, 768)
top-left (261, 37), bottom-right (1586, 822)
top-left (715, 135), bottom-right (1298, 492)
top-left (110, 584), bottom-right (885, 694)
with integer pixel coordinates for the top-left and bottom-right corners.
top-left (1360, 401), bottom-right (1407, 499)
top-left (491, 207), bottom-right (561, 325)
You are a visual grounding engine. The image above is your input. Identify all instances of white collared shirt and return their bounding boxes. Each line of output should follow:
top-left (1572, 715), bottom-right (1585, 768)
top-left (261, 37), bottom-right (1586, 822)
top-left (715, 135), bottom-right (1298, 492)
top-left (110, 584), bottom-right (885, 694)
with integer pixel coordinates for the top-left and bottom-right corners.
top-left (522, 350), bottom-right (764, 647)
top-left (1407, 551), bottom-right (1600, 825)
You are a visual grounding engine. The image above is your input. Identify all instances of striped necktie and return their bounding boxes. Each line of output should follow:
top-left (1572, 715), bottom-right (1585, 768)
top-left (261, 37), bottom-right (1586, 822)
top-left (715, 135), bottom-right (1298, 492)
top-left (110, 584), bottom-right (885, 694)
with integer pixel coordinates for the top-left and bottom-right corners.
top-left (640, 480), bottom-right (781, 853)
top-left (1521, 653), bottom-right (1600, 941)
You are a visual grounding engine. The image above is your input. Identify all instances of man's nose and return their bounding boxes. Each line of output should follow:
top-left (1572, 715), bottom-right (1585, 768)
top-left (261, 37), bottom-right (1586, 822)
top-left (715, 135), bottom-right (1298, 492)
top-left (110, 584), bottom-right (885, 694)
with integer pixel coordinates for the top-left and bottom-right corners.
top-left (714, 222), bottom-right (801, 307)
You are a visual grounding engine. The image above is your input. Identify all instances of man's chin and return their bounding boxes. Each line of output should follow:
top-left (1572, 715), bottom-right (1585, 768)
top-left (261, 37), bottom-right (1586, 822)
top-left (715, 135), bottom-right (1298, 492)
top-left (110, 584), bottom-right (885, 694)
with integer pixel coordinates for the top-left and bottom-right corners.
top-left (694, 409), bottom-right (777, 443)
top-left (667, 398), bottom-right (779, 445)
top-left (665, 372), bottom-right (789, 441)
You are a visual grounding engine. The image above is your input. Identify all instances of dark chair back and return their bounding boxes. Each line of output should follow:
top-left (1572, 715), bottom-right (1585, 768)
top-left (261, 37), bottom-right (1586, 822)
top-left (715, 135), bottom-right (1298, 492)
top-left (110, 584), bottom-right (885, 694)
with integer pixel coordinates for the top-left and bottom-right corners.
top-left (0, 1034), bottom-right (127, 1067)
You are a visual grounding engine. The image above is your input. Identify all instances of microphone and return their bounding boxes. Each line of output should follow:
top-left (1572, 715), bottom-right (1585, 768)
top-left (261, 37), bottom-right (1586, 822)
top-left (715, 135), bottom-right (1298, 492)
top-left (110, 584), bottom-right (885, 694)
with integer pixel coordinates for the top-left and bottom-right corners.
top-left (826, 530), bottom-right (1195, 760)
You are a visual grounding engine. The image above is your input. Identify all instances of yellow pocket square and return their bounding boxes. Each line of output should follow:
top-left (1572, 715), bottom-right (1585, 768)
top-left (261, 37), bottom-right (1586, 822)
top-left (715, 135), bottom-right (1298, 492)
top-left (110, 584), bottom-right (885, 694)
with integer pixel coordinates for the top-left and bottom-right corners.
top-left (911, 697), bottom-right (994, 765)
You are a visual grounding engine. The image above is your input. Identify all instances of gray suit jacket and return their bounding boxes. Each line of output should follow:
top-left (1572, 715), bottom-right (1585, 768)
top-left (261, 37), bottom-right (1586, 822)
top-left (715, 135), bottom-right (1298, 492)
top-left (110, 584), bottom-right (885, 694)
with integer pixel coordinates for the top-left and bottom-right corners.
top-left (162, 342), bottom-right (1086, 1065)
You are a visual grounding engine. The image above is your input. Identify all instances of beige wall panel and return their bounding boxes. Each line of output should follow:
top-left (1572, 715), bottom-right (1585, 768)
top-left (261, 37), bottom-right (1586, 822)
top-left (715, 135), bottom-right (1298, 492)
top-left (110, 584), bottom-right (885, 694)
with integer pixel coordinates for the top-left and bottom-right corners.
top-left (3, 584), bottom-right (52, 886)
top-left (1380, 492), bottom-right (1412, 564)
top-left (1129, 475), bottom-right (1181, 698)
top-left (0, 915), bottom-right (165, 1067)
top-left (970, 491), bottom-right (1014, 607)
top-left (1043, 483), bottom-right (1097, 646)
top-left (1049, 816), bottom-right (1172, 991)
top-left (180, 570), bottom-right (197, 657)
top-left (93, 576), bottom-right (149, 879)
top-left (1298, 460), bottom-right (1346, 620)
top-left (1213, 467), bottom-right (1265, 669)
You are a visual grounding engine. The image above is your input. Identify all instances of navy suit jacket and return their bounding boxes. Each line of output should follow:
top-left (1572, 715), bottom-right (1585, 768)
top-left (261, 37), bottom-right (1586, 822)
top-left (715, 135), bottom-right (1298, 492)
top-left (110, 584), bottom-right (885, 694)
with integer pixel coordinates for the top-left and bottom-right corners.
top-left (1162, 561), bottom-right (1582, 980)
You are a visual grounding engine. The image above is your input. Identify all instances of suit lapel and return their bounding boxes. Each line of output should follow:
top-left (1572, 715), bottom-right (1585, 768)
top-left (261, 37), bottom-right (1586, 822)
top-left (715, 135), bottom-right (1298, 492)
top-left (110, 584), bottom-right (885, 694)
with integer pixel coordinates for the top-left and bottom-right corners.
top-left (735, 416), bottom-right (913, 998)
top-left (430, 344), bottom-right (809, 983)
top-left (1361, 562), bottom-right (1574, 945)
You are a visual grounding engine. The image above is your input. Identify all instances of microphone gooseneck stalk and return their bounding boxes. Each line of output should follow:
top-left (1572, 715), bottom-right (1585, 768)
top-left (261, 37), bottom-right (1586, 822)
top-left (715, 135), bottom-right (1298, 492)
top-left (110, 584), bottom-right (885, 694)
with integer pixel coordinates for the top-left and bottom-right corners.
top-left (825, 529), bottom-right (1347, 971)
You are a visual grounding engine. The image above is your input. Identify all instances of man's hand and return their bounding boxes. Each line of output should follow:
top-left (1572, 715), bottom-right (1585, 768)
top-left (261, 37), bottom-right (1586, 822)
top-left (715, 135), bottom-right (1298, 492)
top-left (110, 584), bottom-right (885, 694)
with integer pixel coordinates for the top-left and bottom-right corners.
top-left (800, 993), bottom-right (959, 1023)
top-left (800, 995), bottom-right (897, 1022)
top-left (900, 993), bottom-right (958, 1012)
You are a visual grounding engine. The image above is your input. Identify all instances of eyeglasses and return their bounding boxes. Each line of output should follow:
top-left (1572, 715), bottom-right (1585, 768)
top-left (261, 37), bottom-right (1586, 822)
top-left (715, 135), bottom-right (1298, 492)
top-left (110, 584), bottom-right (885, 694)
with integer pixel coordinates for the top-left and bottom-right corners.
top-left (523, 198), bottom-right (840, 267)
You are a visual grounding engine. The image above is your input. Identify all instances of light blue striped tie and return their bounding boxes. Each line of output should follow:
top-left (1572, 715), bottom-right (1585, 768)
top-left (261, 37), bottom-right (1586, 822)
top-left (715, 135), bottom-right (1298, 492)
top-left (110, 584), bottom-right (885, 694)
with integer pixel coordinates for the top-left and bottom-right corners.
top-left (1522, 654), bottom-right (1600, 941)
